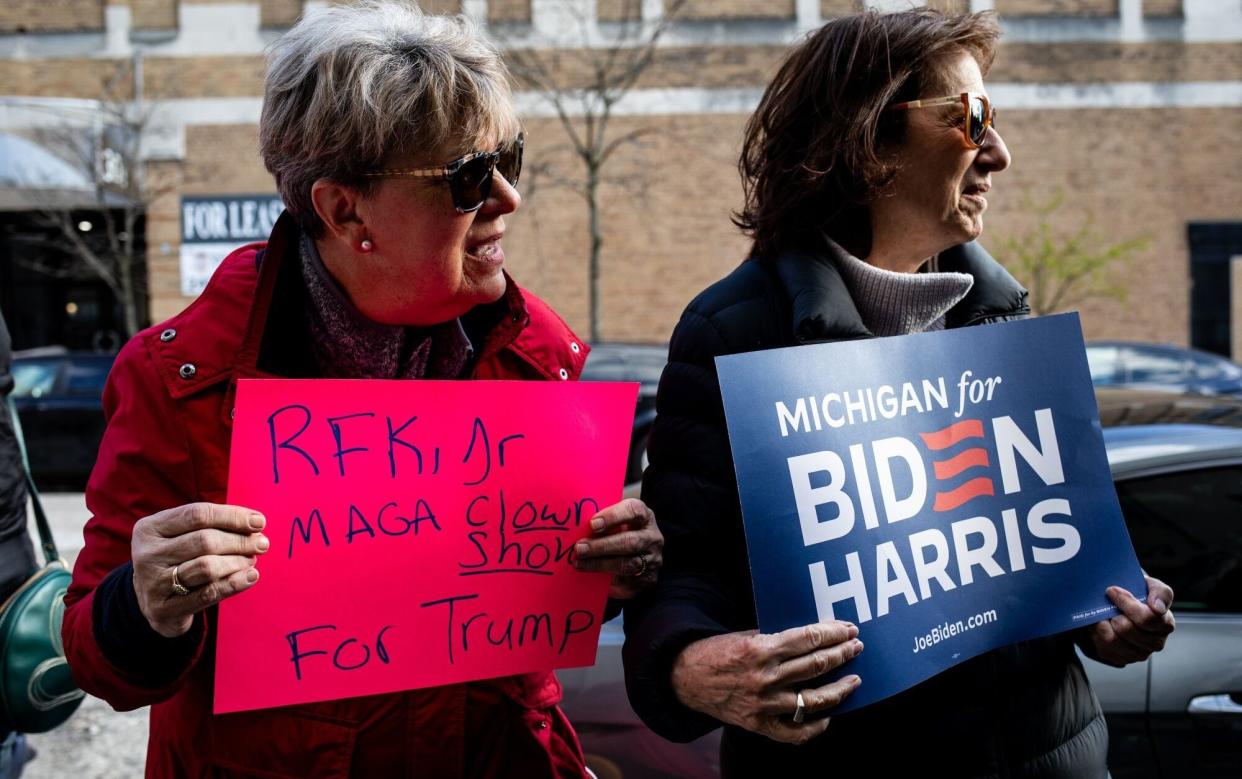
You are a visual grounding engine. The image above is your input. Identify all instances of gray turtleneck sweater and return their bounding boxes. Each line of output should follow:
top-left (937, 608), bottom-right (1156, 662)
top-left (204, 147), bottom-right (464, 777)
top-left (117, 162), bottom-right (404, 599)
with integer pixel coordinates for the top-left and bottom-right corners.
top-left (825, 237), bottom-right (974, 337)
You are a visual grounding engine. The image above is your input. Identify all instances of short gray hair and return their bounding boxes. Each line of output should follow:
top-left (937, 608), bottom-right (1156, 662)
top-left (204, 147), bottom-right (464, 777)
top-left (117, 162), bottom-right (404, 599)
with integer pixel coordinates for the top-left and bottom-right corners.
top-left (260, 0), bottom-right (521, 235)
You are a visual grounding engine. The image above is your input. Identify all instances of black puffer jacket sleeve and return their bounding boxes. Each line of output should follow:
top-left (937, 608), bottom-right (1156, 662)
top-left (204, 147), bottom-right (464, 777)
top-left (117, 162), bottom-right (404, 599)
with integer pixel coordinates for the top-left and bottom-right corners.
top-left (622, 306), bottom-right (761, 743)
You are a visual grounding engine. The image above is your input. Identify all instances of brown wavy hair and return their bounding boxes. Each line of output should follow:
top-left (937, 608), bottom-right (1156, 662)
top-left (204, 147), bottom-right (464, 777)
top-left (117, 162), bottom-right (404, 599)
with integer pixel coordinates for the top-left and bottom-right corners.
top-left (734, 9), bottom-right (1001, 259)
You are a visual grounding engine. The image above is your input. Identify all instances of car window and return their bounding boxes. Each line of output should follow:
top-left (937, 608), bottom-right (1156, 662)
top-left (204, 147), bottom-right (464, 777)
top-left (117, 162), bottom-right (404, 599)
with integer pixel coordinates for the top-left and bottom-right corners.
top-left (1115, 465), bottom-right (1242, 613)
top-left (1086, 346), bottom-right (1121, 385)
top-left (11, 360), bottom-right (60, 399)
top-left (64, 360), bottom-right (111, 397)
top-left (1189, 353), bottom-right (1241, 381)
top-left (1120, 347), bottom-right (1187, 384)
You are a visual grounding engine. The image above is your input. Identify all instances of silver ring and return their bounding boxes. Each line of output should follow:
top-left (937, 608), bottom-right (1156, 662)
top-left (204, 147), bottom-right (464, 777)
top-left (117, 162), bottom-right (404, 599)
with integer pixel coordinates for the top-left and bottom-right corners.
top-left (170, 564), bottom-right (190, 597)
top-left (792, 691), bottom-right (806, 724)
top-left (632, 554), bottom-right (649, 578)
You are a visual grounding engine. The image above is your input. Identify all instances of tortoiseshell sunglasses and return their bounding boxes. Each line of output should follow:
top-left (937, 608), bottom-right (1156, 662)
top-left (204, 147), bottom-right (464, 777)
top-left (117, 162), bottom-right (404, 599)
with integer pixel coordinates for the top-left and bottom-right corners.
top-left (889, 93), bottom-right (996, 148)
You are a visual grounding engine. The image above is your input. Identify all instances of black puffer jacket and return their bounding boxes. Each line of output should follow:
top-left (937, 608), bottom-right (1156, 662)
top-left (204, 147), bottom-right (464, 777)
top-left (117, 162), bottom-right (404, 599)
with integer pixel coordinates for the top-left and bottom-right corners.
top-left (623, 240), bottom-right (1109, 778)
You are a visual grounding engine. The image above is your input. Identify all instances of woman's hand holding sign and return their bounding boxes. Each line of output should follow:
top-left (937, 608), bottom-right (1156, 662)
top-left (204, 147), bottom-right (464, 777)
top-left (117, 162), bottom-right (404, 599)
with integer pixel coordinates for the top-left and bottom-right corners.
top-left (670, 622), bottom-right (863, 744)
top-left (573, 498), bottom-right (664, 599)
top-left (131, 502), bottom-right (270, 638)
top-left (1078, 574), bottom-right (1176, 667)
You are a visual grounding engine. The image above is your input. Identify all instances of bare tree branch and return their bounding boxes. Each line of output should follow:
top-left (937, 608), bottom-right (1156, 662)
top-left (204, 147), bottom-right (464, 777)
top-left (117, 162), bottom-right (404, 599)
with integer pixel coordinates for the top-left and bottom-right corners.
top-left (524, 159), bottom-right (591, 202)
top-left (15, 58), bottom-right (162, 337)
top-left (599, 125), bottom-right (658, 166)
top-left (497, 0), bottom-right (684, 341)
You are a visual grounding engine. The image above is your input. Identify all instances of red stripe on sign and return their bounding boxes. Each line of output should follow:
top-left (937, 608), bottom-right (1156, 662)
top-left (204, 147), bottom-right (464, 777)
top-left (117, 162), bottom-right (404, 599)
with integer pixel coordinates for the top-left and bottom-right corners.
top-left (932, 477), bottom-right (995, 512)
top-left (932, 448), bottom-right (990, 480)
top-left (919, 419), bottom-right (985, 451)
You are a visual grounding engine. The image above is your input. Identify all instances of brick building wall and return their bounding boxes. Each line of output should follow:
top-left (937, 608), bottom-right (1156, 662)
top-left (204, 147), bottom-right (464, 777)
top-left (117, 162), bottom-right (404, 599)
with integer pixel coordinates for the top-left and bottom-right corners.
top-left (144, 56), bottom-right (266, 99)
top-left (2, 0), bottom-right (1240, 348)
top-left (995, 0), bottom-right (1118, 16)
top-left (423, 0), bottom-right (462, 14)
top-left (1143, 0), bottom-right (1181, 17)
top-left (487, 0), bottom-right (529, 24)
top-left (967, 106), bottom-right (1242, 341)
top-left (0, 58), bottom-right (133, 99)
top-left (681, 0), bottom-right (795, 21)
top-left (925, 0), bottom-right (969, 14)
top-left (130, 0), bottom-right (177, 30)
top-left (136, 102), bottom-right (1242, 344)
top-left (596, 0), bottom-right (640, 22)
top-left (261, 0), bottom-right (305, 28)
top-left (0, 0), bottom-right (104, 32)
top-left (499, 104), bottom-right (1242, 343)
top-left (821, 0), bottom-right (861, 18)
top-left (5, 41), bottom-right (1236, 102)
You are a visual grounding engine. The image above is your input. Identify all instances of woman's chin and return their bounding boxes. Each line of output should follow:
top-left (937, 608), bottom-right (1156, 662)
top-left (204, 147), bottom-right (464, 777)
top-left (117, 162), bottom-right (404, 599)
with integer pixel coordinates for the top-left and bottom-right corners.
top-left (953, 214), bottom-right (985, 243)
top-left (475, 268), bottom-right (509, 303)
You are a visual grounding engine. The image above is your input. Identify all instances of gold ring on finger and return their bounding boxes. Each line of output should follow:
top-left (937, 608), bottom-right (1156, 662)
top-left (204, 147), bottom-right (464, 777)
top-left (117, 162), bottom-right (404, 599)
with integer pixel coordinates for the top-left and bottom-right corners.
top-left (632, 554), bottom-right (649, 578)
top-left (170, 564), bottom-right (190, 597)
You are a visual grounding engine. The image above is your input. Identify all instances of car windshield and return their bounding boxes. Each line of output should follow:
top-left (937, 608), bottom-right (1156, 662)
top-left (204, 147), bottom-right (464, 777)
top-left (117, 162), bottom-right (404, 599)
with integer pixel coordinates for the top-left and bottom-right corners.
top-left (1086, 346), bottom-right (1120, 385)
top-left (11, 360), bottom-right (59, 399)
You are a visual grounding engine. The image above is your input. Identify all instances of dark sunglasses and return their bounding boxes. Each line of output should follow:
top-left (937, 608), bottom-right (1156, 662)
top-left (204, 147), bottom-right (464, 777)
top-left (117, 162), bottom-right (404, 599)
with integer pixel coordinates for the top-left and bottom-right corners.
top-left (888, 93), bottom-right (996, 148)
top-left (363, 133), bottom-right (524, 213)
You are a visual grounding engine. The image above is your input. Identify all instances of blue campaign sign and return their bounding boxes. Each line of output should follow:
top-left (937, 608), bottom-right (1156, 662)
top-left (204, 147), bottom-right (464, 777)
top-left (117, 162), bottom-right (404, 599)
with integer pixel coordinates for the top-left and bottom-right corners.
top-left (716, 313), bottom-right (1146, 713)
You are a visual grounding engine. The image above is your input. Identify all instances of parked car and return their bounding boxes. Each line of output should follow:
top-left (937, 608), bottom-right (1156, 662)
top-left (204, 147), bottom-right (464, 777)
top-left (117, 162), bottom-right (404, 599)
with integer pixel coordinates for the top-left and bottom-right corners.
top-left (11, 348), bottom-right (115, 490)
top-left (1089, 421), bottom-right (1242, 779)
top-left (561, 388), bottom-right (1242, 778)
top-left (580, 343), bottom-right (665, 488)
top-left (1087, 341), bottom-right (1242, 396)
top-left (1096, 386), bottom-right (1242, 429)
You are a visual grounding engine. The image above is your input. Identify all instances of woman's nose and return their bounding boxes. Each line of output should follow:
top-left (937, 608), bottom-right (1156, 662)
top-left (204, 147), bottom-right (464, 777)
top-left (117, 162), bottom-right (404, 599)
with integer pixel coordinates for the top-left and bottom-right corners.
top-left (482, 171), bottom-right (521, 216)
top-left (977, 126), bottom-right (1011, 173)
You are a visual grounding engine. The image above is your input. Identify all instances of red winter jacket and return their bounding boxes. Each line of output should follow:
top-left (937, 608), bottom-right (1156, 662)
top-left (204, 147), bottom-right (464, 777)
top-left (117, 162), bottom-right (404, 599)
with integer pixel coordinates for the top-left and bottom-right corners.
top-left (62, 215), bottom-right (593, 778)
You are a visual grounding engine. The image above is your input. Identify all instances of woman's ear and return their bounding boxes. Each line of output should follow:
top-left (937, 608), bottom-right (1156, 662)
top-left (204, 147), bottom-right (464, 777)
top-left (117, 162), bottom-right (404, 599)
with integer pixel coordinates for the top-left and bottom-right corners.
top-left (310, 179), bottom-right (366, 245)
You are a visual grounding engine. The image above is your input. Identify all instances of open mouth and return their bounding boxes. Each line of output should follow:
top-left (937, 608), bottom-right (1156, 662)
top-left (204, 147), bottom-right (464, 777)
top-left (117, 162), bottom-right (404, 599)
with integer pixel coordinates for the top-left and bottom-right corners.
top-left (961, 184), bottom-right (989, 208)
top-left (466, 236), bottom-right (504, 263)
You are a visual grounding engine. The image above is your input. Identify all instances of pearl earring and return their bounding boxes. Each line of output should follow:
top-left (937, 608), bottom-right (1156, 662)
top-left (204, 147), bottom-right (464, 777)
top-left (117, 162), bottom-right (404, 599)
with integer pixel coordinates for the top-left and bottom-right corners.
top-left (360, 240), bottom-right (373, 252)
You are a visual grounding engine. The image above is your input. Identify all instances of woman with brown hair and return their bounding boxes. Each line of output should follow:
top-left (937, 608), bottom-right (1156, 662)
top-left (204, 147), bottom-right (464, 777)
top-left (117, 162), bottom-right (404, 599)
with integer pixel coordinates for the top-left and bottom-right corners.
top-left (622, 9), bottom-right (1174, 776)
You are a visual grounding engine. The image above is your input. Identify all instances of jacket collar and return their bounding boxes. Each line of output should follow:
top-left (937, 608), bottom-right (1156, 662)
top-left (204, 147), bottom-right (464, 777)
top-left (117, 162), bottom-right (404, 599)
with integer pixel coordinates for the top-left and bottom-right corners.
top-left (936, 241), bottom-right (1031, 327)
top-left (771, 238), bottom-right (1029, 342)
top-left (774, 241), bottom-right (871, 344)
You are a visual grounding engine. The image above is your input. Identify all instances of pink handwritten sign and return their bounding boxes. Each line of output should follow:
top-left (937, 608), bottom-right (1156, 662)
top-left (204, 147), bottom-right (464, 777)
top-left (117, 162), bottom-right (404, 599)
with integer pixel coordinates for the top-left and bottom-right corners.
top-left (216, 378), bottom-right (638, 714)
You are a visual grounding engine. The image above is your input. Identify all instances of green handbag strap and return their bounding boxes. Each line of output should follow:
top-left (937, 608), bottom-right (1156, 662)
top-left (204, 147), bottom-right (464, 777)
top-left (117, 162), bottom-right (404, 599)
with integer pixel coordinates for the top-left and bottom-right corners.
top-left (5, 396), bottom-right (60, 566)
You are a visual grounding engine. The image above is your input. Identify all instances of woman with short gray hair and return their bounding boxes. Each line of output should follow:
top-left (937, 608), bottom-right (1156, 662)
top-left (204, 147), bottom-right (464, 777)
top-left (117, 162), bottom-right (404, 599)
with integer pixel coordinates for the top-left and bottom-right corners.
top-left (61, 2), bottom-right (663, 775)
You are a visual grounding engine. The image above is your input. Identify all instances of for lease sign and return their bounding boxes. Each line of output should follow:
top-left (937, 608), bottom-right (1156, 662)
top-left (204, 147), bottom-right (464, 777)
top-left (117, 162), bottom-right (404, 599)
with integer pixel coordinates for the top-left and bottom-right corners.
top-left (179, 195), bottom-right (283, 296)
